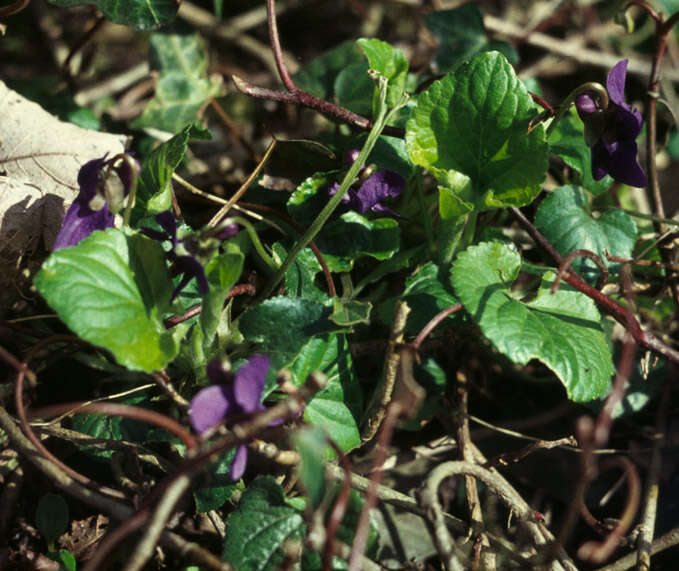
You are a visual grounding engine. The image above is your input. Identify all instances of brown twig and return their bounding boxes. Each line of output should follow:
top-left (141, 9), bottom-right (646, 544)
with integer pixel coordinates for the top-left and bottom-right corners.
top-left (348, 402), bottom-right (403, 571)
top-left (411, 304), bottom-right (463, 352)
top-left (596, 526), bottom-right (679, 571)
top-left (453, 371), bottom-right (489, 566)
top-left (578, 456), bottom-right (642, 564)
top-left (636, 380), bottom-right (672, 570)
top-left (209, 99), bottom-right (262, 162)
top-left (0, 402), bottom-right (230, 570)
top-left (593, 335), bottom-right (637, 448)
top-left (322, 439), bottom-right (355, 571)
top-left (483, 436), bottom-right (578, 469)
top-left (550, 249), bottom-right (609, 294)
top-left (62, 15), bottom-right (105, 75)
top-left (15, 367), bottom-right (129, 502)
top-left (28, 401), bottom-right (197, 452)
top-left (511, 207), bottom-right (679, 366)
top-left (360, 301), bottom-right (411, 442)
top-left (232, 0), bottom-right (405, 138)
top-left (635, 2), bottom-right (679, 308)
top-left (0, 0), bottom-right (29, 17)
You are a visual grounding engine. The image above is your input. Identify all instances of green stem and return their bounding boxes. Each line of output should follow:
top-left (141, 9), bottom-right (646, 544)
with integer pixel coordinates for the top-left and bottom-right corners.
top-left (255, 78), bottom-right (405, 302)
top-left (545, 81), bottom-right (608, 138)
top-left (221, 216), bottom-right (278, 273)
top-left (121, 154), bottom-right (139, 228)
top-left (413, 168), bottom-right (437, 257)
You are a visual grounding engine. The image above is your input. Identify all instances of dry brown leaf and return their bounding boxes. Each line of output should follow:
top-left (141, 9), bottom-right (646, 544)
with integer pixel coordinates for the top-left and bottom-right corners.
top-left (0, 80), bottom-right (129, 312)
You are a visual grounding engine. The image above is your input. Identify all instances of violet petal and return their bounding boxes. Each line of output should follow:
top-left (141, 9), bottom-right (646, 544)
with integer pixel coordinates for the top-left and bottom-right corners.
top-left (174, 255), bottom-right (209, 295)
top-left (575, 93), bottom-right (598, 116)
top-left (606, 59), bottom-right (629, 107)
top-left (594, 138), bottom-right (647, 188)
top-left (53, 159), bottom-right (114, 250)
top-left (233, 354), bottom-right (270, 413)
top-left (228, 445), bottom-right (248, 480)
top-left (53, 203), bottom-right (114, 250)
top-left (155, 211), bottom-right (179, 245)
top-left (215, 223), bottom-right (239, 240)
top-left (189, 384), bottom-right (238, 434)
top-left (354, 170), bottom-right (405, 214)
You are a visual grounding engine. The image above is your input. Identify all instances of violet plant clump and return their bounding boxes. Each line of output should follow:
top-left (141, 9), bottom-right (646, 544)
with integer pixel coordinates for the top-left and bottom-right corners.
top-left (328, 149), bottom-right (405, 216)
top-left (574, 59), bottom-right (648, 188)
top-left (188, 354), bottom-right (275, 480)
top-left (141, 211), bottom-right (238, 302)
top-left (53, 154), bottom-right (140, 250)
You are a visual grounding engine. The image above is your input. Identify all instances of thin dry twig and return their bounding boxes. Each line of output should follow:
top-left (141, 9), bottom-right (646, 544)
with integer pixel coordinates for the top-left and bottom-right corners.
top-left (360, 301), bottom-right (411, 442)
top-left (122, 475), bottom-right (192, 571)
top-left (483, 13), bottom-right (679, 82)
top-left (596, 526), bottom-right (679, 571)
top-left (636, 381), bottom-right (672, 570)
top-left (578, 456), bottom-right (642, 564)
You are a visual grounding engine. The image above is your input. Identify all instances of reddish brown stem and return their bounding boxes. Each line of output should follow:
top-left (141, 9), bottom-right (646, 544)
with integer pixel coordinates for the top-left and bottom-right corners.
top-left (578, 456), bottom-right (641, 564)
top-left (550, 248), bottom-right (609, 293)
top-left (0, 0), bottom-right (29, 17)
top-left (266, 0), bottom-right (296, 92)
top-left (511, 207), bottom-right (679, 365)
top-left (15, 369), bottom-right (129, 502)
top-left (594, 335), bottom-right (636, 448)
top-left (411, 303), bottom-right (463, 352)
top-left (28, 401), bottom-right (197, 452)
top-left (232, 1), bottom-right (406, 138)
top-left (347, 403), bottom-right (402, 570)
top-left (322, 439), bottom-right (354, 571)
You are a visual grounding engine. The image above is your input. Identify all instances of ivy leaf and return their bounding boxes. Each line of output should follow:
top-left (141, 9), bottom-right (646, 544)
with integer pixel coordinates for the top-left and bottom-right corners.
top-left (451, 241), bottom-right (613, 401)
top-left (47, 0), bottom-right (177, 30)
top-left (426, 4), bottom-right (518, 73)
top-left (288, 335), bottom-right (362, 455)
top-left (357, 38), bottom-right (409, 108)
top-left (330, 298), bottom-right (372, 327)
top-left (534, 185), bottom-right (637, 282)
top-left (549, 109), bottom-right (613, 195)
top-left (406, 51), bottom-right (548, 211)
top-left (132, 123), bottom-right (211, 224)
top-left (34, 229), bottom-right (179, 372)
top-left (223, 477), bottom-right (305, 571)
top-left (132, 33), bottom-right (222, 133)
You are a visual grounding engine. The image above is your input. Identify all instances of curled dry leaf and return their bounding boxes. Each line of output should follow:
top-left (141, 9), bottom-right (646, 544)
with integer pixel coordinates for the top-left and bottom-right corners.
top-left (0, 81), bottom-right (129, 311)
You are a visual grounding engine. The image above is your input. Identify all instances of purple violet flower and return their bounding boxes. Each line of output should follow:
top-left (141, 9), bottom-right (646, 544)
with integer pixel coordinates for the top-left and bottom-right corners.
top-left (574, 59), bottom-right (647, 188)
top-left (141, 211), bottom-right (210, 302)
top-left (328, 149), bottom-right (405, 216)
top-left (53, 154), bottom-right (140, 250)
top-left (189, 355), bottom-right (272, 480)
